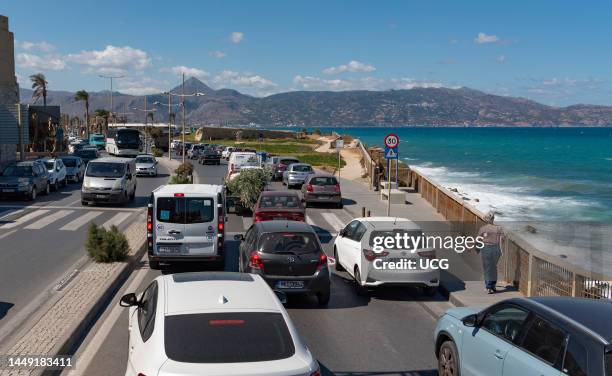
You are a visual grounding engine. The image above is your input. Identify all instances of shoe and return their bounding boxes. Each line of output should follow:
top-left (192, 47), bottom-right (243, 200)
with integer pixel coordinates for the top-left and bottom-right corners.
top-left (487, 288), bottom-right (495, 294)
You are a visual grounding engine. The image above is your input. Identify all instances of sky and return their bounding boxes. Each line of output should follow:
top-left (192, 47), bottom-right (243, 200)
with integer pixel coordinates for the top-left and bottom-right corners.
top-left (2, 0), bottom-right (612, 106)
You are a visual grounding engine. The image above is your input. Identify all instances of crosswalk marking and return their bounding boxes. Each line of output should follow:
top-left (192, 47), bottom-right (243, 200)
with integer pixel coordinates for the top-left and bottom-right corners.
top-left (25, 210), bottom-right (74, 230)
top-left (0, 229), bottom-right (17, 239)
top-left (102, 212), bottom-right (132, 230)
top-left (60, 211), bottom-right (103, 231)
top-left (321, 212), bottom-right (346, 232)
top-left (0, 209), bottom-right (50, 229)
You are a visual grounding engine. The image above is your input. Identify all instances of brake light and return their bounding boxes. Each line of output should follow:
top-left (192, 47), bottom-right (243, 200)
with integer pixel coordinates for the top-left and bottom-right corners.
top-left (174, 193), bottom-right (184, 197)
top-left (362, 248), bottom-right (389, 262)
top-left (333, 183), bottom-right (341, 192)
top-left (317, 253), bottom-right (328, 270)
top-left (218, 219), bottom-right (224, 231)
top-left (306, 184), bottom-right (313, 192)
top-left (209, 319), bottom-right (245, 326)
top-left (138, 374), bottom-right (146, 376)
top-left (254, 214), bottom-right (263, 222)
top-left (417, 250), bottom-right (437, 259)
top-left (146, 205), bottom-right (153, 232)
top-left (249, 251), bottom-right (264, 270)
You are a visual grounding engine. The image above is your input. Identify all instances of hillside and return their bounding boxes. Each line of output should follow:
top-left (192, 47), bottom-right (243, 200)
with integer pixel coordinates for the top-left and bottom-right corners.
top-left (19, 77), bottom-right (612, 126)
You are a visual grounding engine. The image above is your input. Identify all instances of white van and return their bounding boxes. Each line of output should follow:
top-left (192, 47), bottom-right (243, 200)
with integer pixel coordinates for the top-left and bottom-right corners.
top-left (81, 157), bottom-right (137, 206)
top-left (147, 184), bottom-right (226, 269)
top-left (228, 152), bottom-right (258, 175)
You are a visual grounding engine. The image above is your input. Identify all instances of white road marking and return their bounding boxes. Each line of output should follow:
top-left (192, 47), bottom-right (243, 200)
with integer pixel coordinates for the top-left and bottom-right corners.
top-left (0, 209), bottom-right (24, 221)
top-left (25, 210), bottom-right (74, 230)
top-left (0, 229), bottom-right (18, 239)
top-left (66, 257), bottom-right (150, 375)
top-left (0, 205), bottom-right (142, 212)
top-left (321, 212), bottom-right (346, 232)
top-left (60, 211), bottom-right (103, 231)
top-left (102, 212), bottom-right (132, 230)
top-left (0, 209), bottom-right (50, 229)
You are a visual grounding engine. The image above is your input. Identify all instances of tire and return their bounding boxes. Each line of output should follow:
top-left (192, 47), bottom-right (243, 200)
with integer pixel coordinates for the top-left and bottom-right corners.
top-left (334, 247), bottom-right (344, 271)
top-left (81, 200), bottom-right (88, 206)
top-left (336, 201), bottom-right (344, 209)
top-left (149, 260), bottom-right (160, 270)
top-left (354, 268), bottom-right (368, 296)
top-left (317, 289), bottom-right (331, 306)
top-left (438, 340), bottom-right (460, 376)
top-left (43, 182), bottom-right (50, 195)
top-left (27, 186), bottom-right (36, 201)
top-left (424, 286), bottom-right (438, 297)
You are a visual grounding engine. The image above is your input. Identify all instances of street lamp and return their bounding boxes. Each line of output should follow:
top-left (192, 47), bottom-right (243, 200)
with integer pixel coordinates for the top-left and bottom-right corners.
top-left (132, 95), bottom-right (157, 154)
top-left (162, 73), bottom-right (205, 164)
top-left (98, 74), bottom-right (124, 133)
top-left (153, 99), bottom-right (181, 160)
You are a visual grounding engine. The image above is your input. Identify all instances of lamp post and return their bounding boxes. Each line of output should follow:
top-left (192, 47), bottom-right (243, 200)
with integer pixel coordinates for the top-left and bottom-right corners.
top-left (132, 95), bottom-right (156, 154)
top-left (153, 98), bottom-right (181, 160)
top-left (98, 74), bottom-right (124, 133)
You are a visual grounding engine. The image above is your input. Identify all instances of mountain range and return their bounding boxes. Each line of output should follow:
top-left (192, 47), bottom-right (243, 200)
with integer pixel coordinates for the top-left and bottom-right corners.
top-left (19, 77), bottom-right (612, 126)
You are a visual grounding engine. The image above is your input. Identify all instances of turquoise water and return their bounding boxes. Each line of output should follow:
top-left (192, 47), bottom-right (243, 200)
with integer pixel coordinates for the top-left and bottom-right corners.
top-left (309, 127), bottom-right (612, 222)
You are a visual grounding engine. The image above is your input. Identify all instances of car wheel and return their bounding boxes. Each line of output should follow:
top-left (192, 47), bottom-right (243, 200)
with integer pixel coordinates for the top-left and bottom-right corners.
top-left (43, 182), bottom-right (50, 195)
top-left (424, 286), bottom-right (438, 297)
top-left (438, 340), bottom-right (460, 376)
top-left (81, 200), bottom-right (88, 206)
top-left (334, 247), bottom-right (344, 271)
top-left (336, 201), bottom-right (344, 209)
top-left (317, 289), bottom-right (331, 306)
top-left (28, 186), bottom-right (36, 201)
top-left (354, 267), bottom-right (368, 296)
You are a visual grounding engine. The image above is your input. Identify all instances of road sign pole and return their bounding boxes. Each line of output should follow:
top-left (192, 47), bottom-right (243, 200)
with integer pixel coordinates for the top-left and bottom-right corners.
top-left (396, 150), bottom-right (399, 185)
top-left (387, 158), bottom-right (391, 216)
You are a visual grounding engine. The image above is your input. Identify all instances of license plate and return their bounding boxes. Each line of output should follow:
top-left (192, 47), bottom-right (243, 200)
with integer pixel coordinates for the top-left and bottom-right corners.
top-left (96, 194), bottom-right (106, 199)
top-left (317, 195), bottom-right (329, 199)
top-left (2, 189), bottom-right (15, 193)
top-left (276, 280), bottom-right (304, 289)
top-left (158, 246), bottom-right (180, 254)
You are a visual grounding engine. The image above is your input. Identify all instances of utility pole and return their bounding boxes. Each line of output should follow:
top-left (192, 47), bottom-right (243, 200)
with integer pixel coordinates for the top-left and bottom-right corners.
top-left (168, 92), bottom-right (172, 160)
top-left (99, 74), bottom-right (124, 134)
top-left (182, 73), bottom-right (186, 165)
top-left (144, 96), bottom-right (148, 154)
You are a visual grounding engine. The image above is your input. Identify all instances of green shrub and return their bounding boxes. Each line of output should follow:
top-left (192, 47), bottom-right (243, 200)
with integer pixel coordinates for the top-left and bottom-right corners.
top-left (312, 128), bottom-right (322, 135)
top-left (86, 223), bottom-right (130, 262)
top-left (170, 162), bottom-right (193, 184)
top-left (152, 148), bottom-right (164, 157)
top-left (225, 168), bottom-right (268, 210)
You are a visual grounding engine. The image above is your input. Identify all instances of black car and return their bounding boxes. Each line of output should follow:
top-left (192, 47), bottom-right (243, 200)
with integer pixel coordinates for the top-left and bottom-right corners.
top-left (198, 149), bottom-right (221, 165)
top-left (75, 148), bottom-right (99, 164)
top-left (235, 220), bottom-right (331, 305)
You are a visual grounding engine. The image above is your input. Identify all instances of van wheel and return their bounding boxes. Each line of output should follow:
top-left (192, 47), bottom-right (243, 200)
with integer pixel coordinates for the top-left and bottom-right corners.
top-left (43, 182), bottom-right (50, 195)
top-left (438, 340), bottom-right (460, 376)
top-left (317, 289), bottom-right (331, 306)
top-left (354, 268), bottom-right (368, 296)
top-left (51, 180), bottom-right (57, 191)
top-left (334, 247), bottom-right (344, 271)
top-left (336, 201), bottom-right (344, 209)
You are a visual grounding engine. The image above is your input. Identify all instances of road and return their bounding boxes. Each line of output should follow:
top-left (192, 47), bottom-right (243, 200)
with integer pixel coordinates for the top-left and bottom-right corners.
top-left (0, 158), bottom-right (173, 347)
top-left (71, 157), bottom-right (439, 376)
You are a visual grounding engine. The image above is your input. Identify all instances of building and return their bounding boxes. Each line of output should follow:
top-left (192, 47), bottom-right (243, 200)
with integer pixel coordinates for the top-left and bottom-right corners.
top-left (0, 15), bottom-right (22, 169)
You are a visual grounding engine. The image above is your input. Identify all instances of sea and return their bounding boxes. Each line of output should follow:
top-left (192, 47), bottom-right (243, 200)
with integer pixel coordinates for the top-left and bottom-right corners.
top-left (299, 127), bottom-right (612, 223)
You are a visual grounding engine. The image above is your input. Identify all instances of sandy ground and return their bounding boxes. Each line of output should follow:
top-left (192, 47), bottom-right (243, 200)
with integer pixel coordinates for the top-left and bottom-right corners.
top-left (312, 135), bottom-right (365, 180)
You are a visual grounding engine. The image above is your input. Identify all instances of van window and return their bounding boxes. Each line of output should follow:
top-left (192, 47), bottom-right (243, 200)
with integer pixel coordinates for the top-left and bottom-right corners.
top-left (157, 197), bottom-right (214, 224)
top-left (86, 162), bottom-right (125, 178)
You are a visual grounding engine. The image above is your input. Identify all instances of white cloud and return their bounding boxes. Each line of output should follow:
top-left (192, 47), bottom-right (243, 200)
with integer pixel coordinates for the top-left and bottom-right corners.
top-left (323, 60), bottom-right (376, 75)
top-left (497, 55), bottom-right (506, 64)
top-left (474, 32), bottom-right (499, 44)
top-left (117, 77), bottom-right (166, 96)
top-left (19, 41), bottom-right (56, 52)
top-left (16, 53), bottom-right (66, 71)
top-left (292, 75), bottom-right (443, 91)
top-left (67, 45), bottom-right (151, 74)
top-left (210, 51), bottom-right (227, 59)
top-left (213, 70), bottom-right (277, 90)
top-left (230, 32), bottom-right (244, 43)
top-left (161, 65), bottom-right (209, 79)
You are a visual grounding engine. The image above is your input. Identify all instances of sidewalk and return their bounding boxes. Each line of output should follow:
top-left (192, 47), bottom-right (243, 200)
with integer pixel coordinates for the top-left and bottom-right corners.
top-left (335, 173), bottom-right (522, 311)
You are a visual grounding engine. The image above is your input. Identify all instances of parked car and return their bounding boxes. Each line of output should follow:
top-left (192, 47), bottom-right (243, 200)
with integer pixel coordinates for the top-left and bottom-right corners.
top-left (81, 157), bottom-right (137, 206)
top-left (236, 220), bottom-right (331, 305)
top-left (119, 272), bottom-right (320, 376)
top-left (0, 160), bottom-right (50, 200)
top-left (333, 217), bottom-right (439, 296)
top-left (254, 191), bottom-right (305, 222)
top-left (75, 147), bottom-right (99, 164)
top-left (43, 158), bottom-right (68, 191)
top-left (221, 146), bottom-right (235, 160)
top-left (89, 133), bottom-right (106, 150)
top-left (435, 297), bottom-right (612, 376)
top-left (60, 156), bottom-right (86, 183)
top-left (147, 184), bottom-right (225, 269)
top-left (135, 154), bottom-right (158, 177)
top-left (282, 163), bottom-right (314, 188)
top-left (198, 148), bottom-right (221, 165)
top-left (272, 156), bottom-right (300, 180)
top-left (301, 174), bottom-right (343, 208)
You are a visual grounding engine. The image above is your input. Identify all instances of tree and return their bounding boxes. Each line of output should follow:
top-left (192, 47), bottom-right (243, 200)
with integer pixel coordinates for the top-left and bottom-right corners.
top-left (94, 109), bottom-right (110, 134)
top-left (29, 73), bottom-right (48, 106)
top-left (75, 90), bottom-right (90, 138)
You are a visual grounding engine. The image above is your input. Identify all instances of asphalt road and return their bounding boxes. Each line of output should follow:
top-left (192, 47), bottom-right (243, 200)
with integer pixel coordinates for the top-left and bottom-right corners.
top-left (0, 157), bottom-right (173, 347)
top-left (71, 157), bottom-right (439, 376)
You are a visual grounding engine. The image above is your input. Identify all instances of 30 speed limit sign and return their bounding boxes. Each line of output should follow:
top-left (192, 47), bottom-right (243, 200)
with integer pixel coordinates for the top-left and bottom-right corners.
top-left (384, 133), bottom-right (399, 148)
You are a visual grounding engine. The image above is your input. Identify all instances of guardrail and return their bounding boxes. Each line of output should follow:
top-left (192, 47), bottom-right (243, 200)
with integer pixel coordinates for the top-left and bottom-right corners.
top-left (406, 168), bottom-right (611, 299)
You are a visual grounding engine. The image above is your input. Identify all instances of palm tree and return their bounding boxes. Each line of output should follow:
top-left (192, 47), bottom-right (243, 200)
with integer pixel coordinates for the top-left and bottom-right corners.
top-left (29, 73), bottom-right (48, 106)
top-left (75, 90), bottom-right (90, 138)
top-left (94, 109), bottom-right (110, 134)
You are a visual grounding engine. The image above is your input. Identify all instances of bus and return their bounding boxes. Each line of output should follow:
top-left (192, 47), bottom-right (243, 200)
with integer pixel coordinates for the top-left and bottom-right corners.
top-left (88, 133), bottom-right (106, 150)
top-left (106, 128), bottom-right (141, 157)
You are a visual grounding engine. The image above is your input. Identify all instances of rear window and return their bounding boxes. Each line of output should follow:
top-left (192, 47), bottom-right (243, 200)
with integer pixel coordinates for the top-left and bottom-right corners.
top-left (156, 197), bottom-right (214, 224)
top-left (136, 157), bottom-right (155, 164)
top-left (61, 158), bottom-right (77, 167)
top-left (86, 162), bottom-right (124, 178)
top-left (311, 176), bottom-right (337, 185)
top-left (164, 312), bottom-right (295, 363)
top-left (259, 195), bottom-right (300, 209)
top-left (280, 159), bottom-right (299, 165)
top-left (259, 232), bottom-right (320, 254)
top-left (44, 161), bottom-right (55, 170)
top-left (292, 165), bottom-right (312, 172)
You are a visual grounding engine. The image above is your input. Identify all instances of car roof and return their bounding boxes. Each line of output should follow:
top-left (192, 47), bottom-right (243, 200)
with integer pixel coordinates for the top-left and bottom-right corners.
top-left (136, 154), bottom-right (154, 158)
top-left (356, 217), bottom-right (422, 230)
top-left (59, 155), bottom-right (79, 159)
top-left (260, 190), bottom-right (300, 197)
top-left (153, 183), bottom-right (223, 196)
top-left (89, 157), bottom-right (131, 163)
top-left (161, 272), bottom-right (282, 315)
top-left (255, 220), bottom-right (314, 233)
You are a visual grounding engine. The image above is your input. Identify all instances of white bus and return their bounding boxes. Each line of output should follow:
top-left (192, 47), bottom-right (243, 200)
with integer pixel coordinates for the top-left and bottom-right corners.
top-left (106, 128), bottom-right (141, 157)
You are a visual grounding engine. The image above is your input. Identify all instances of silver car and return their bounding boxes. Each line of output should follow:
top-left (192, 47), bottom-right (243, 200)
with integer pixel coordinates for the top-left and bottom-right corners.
top-left (282, 163), bottom-right (314, 189)
top-left (60, 156), bottom-right (86, 183)
top-left (135, 154), bottom-right (158, 177)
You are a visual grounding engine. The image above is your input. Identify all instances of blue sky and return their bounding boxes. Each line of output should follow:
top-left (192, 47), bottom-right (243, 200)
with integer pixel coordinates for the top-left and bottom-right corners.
top-left (3, 0), bottom-right (612, 105)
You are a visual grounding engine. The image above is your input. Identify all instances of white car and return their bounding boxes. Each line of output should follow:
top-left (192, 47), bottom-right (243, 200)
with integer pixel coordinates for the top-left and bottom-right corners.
top-left (43, 158), bottom-right (67, 191)
top-left (221, 146), bottom-right (235, 160)
top-left (333, 217), bottom-right (440, 296)
top-left (226, 165), bottom-right (264, 181)
top-left (135, 154), bottom-right (158, 177)
top-left (120, 272), bottom-right (320, 376)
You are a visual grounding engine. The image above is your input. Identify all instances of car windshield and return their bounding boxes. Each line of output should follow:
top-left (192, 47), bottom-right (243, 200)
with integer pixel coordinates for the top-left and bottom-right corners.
top-left (156, 197), bottom-right (214, 224)
top-left (2, 165), bottom-right (33, 177)
top-left (292, 165), bottom-right (312, 172)
top-left (259, 195), bottom-right (300, 209)
top-left (136, 157), bottom-right (155, 164)
top-left (61, 158), bottom-right (77, 167)
top-left (311, 176), bottom-right (338, 185)
top-left (44, 161), bottom-right (55, 170)
top-left (86, 162), bottom-right (125, 178)
top-left (164, 312), bottom-right (295, 363)
top-left (77, 150), bottom-right (97, 158)
top-left (92, 135), bottom-right (104, 141)
top-left (259, 232), bottom-right (320, 254)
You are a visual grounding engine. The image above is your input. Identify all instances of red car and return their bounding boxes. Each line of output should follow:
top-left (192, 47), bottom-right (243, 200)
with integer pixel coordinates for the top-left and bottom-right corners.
top-left (254, 191), bottom-right (305, 223)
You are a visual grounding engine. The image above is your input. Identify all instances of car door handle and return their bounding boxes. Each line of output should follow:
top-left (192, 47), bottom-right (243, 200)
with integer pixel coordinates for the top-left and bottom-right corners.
top-left (168, 230), bottom-right (182, 235)
top-left (494, 350), bottom-right (504, 360)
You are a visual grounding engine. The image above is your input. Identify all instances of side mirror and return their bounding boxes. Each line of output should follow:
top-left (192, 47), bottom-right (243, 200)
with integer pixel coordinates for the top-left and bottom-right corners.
top-left (339, 228), bottom-right (346, 237)
top-left (462, 314), bottom-right (478, 327)
top-left (56, 167), bottom-right (61, 172)
top-left (234, 234), bottom-right (244, 241)
top-left (274, 290), bottom-right (288, 304)
top-left (119, 293), bottom-right (139, 307)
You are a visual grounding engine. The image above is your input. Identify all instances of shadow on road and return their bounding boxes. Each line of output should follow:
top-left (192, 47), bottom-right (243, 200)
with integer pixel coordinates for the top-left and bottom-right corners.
top-left (0, 302), bottom-right (14, 320)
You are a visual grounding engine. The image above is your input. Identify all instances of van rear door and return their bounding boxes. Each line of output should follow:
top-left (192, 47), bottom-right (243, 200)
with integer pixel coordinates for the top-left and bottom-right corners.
top-left (155, 196), bottom-right (187, 254)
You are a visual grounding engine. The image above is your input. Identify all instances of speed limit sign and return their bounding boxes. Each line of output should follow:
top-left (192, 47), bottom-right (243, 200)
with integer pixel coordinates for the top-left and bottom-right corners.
top-left (384, 133), bottom-right (399, 148)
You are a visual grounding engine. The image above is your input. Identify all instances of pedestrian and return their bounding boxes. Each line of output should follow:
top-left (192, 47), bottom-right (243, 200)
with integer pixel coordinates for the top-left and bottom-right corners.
top-left (477, 212), bottom-right (503, 294)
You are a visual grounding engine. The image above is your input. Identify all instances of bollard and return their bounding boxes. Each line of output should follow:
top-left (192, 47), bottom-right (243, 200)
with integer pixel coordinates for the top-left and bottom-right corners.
top-left (362, 207), bottom-right (366, 217)
top-left (367, 210), bottom-right (371, 217)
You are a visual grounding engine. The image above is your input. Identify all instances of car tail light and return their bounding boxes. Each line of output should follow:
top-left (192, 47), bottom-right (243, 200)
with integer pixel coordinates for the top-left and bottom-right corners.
top-left (362, 248), bottom-right (389, 262)
top-left (146, 204), bottom-right (153, 251)
top-left (217, 200), bottom-right (224, 251)
top-left (417, 250), bottom-right (436, 259)
top-left (333, 183), bottom-right (341, 192)
top-left (306, 184), bottom-right (313, 192)
top-left (249, 251), bottom-right (264, 270)
top-left (295, 213), bottom-right (305, 222)
top-left (138, 373), bottom-right (146, 376)
top-left (174, 193), bottom-right (184, 197)
top-left (317, 253), bottom-right (328, 270)
top-left (254, 214), bottom-right (264, 222)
